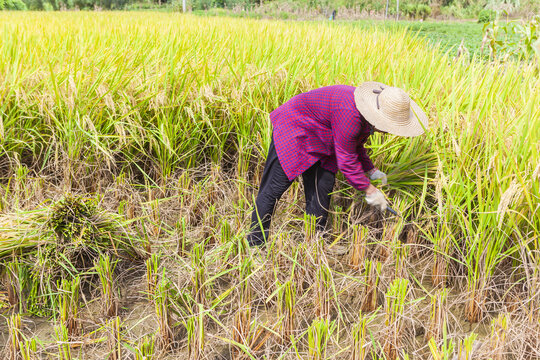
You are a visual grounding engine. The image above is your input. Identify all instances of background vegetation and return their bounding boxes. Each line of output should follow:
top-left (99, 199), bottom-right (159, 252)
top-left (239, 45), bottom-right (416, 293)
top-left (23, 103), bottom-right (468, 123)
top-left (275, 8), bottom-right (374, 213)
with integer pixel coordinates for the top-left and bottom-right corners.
top-left (2, 0), bottom-right (540, 21)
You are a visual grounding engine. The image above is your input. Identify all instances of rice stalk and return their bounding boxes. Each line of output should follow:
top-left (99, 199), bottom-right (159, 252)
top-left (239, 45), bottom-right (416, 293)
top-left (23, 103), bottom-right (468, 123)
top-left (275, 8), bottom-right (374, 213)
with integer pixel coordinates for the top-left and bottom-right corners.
top-left (154, 272), bottom-right (173, 351)
top-left (4, 260), bottom-right (24, 312)
top-left (233, 255), bottom-right (253, 356)
top-left (307, 318), bottom-right (337, 360)
top-left (425, 288), bottom-right (448, 343)
top-left (456, 332), bottom-right (479, 360)
top-left (383, 278), bottom-right (408, 360)
top-left (145, 252), bottom-right (161, 300)
top-left (489, 313), bottom-right (508, 360)
top-left (7, 314), bottom-right (23, 360)
top-left (54, 323), bottom-right (72, 360)
top-left (361, 259), bottom-right (382, 313)
top-left (349, 224), bottom-right (368, 271)
top-left (304, 213), bottom-right (317, 242)
top-left (57, 276), bottom-right (81, 338)
top-left (392, 240), bottom-right (410, 280)
top-left (276, 280), bottom-right (296, 344)
top-left (351, 311), bottom-right (371, 360)
top-left (191, 243), bottom-right (208, 305)
top-left (428, 328), bottom-right (454, 360)
top-left (315, 261), bottom-right (333, 320)
top-left (186, 303), bottom-right (204, 360)
top-left (134, 334), bottom-right (156, 360)
top-left (107, 316), bottom-right (122, 360)
top-left (95, 254), bottom-right (118, 318)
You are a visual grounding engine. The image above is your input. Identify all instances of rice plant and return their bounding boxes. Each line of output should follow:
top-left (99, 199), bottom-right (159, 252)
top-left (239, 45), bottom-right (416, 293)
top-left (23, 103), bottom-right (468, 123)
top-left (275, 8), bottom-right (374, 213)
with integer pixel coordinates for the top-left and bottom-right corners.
top-left (145, 252), bottom-right (161, 300)
top-left (361, 259), bottom-right (382, 312)
top-left (307, 318), bottom-right (337, 360)
top-left (428, 329), bottom-right (454, 360)
top-left (191, 243), bottom-right (208, 305)
top-left (4, 260), bottom-right (25, 312)
top-left (392, 240), bottom-right (410, 280)
top-left (186, 304), bottom-right (204, 360)
top-left (423, 218), bottom-right (452, 288)
top-left (456, 332), bottom-right (479, 360)
top-left (95, 254), bottom-right (119, 318)
top-left (489, 313), bottom-right (508, 360)
top-left (425, 288), bottom-right (448, 343)
top-left (219, 218), bottom-right (232, 245)
top-left (315, 261), bottom-right (333, 320)
top-left (383, 278), bottom-right (409, 360)
top-left (133, 334), bottom-right (156, 360)
top-left (7, 314), bottom-right (23, 360)
top-left (57, 276), bottom-right (81, 338)
top-left (233, 255), bottom-right (253, 355)
top-left (154, 272), bottom-right (174, 351)
top-left (349, 224), bottom-right (368, 271)
top-left (304, 213), bottom-right (317, 242)
top-left (276, 280), bottom-right (296, 344)
top-left (54, 323), bottom-right (72, 360)
top-left (351, 311), bottom-right (372, 360)
top-left (107, 316), bottom-right (123, 360)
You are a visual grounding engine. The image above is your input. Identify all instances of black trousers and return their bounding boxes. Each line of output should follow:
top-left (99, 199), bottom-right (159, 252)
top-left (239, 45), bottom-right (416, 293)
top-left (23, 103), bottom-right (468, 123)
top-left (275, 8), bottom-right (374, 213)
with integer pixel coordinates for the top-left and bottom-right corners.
top-left (248, 139), bottom-right (336, 246)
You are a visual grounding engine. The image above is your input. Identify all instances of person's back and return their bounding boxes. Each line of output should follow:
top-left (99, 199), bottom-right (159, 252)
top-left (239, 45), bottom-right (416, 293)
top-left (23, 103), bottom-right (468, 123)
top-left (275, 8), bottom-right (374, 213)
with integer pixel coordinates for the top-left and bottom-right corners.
top-left (270, 85), bottom-right (364, 182)
top-left (248, 82), bottom-right (428, 246)
top-left (270, 85), bottom-right (356, 130)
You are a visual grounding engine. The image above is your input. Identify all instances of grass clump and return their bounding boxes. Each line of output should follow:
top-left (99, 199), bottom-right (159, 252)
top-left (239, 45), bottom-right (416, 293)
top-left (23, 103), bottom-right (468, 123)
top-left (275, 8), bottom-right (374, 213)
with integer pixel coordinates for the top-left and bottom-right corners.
top-left (0, 194), bottom-right (140, 317)
top-left (47, 194), bottom-right (137, 267)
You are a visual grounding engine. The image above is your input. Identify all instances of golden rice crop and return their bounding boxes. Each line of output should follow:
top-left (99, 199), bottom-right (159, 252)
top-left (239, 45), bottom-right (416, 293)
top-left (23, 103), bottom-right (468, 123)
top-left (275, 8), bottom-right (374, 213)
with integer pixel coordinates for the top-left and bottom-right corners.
top-left (0, 11), bottom-right (539, 359)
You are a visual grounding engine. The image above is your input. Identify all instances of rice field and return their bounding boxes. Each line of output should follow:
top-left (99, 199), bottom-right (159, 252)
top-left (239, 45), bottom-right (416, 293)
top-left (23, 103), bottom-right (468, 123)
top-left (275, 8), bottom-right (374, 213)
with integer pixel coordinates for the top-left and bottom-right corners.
top-left (0, 11), bottom-right (539, 359)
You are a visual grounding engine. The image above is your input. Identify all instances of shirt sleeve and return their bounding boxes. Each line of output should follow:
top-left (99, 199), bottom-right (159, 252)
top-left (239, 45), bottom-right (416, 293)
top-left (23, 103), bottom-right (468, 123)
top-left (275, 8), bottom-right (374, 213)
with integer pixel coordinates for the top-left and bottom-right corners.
top-left (331, 108), bottom-right (371, 191)
top-left (358, 142), bottom-right (375, 173)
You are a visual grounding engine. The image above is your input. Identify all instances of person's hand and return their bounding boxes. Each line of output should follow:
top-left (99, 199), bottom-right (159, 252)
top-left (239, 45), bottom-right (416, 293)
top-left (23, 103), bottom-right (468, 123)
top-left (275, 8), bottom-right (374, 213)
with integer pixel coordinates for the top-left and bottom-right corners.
top-left (365, 187), bottom-right (388, 212)
top-left (368, 168), bottom-right (387, 185)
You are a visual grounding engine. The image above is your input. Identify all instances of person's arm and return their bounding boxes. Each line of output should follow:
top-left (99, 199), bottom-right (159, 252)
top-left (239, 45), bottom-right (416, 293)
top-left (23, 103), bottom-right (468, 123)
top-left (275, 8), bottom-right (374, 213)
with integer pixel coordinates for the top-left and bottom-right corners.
top-left (358, 138), bottom-right (387, 186)
top-left (357, 143), bottom-right (375, 174)
top-left (331, 108), bottom-right (372, 191)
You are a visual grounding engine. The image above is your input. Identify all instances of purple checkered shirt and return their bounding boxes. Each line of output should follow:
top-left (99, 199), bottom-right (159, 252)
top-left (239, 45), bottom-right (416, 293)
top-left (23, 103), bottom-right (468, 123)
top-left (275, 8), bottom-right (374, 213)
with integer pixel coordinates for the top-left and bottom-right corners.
top-left (270, 85), bottom-right (375, 191)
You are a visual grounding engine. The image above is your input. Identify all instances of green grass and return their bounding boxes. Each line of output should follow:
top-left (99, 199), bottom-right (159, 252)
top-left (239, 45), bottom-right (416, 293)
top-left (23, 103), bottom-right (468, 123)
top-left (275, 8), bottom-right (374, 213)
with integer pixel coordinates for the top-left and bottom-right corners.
top-left (392, 21), bottom-right (486, 55)
top-left (192, 8), bottom-right (521, 58)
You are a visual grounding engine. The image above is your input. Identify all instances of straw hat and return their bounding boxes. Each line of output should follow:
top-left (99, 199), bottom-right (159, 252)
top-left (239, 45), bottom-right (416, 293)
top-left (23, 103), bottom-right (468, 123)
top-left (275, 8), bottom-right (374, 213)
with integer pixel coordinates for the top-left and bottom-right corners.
top-left (354, 82), bottom-right (428, 137)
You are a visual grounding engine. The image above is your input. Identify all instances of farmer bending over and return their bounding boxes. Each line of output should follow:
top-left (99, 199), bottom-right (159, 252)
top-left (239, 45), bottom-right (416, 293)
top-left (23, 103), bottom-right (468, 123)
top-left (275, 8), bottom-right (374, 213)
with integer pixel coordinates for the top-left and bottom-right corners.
top-left (248, 82), bottom-right (428, 246)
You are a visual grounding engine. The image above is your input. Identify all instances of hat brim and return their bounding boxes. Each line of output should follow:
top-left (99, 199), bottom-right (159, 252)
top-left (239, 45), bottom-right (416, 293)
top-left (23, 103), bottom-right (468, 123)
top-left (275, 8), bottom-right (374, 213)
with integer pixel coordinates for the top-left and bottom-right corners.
top-left (354, 82), bottom-right (428, 137)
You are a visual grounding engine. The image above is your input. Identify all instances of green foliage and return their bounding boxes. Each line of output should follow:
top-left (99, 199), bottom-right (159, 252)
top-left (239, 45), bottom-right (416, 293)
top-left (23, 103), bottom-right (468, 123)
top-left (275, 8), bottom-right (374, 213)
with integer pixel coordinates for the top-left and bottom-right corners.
top-left (192, 0), bottom-right (212, 10)
top-left (21, 0), bottom-right (43, 9)
top-left (49, 195), bottom-right (102, 246)
top-left (477, 8), bottom-right (495, 23)
top-left (1, 0), bottom-right (28, 10)
top-left (482, 15), bottom-right (540, 59)
top-left (402, 3), bottom-right (431, 20)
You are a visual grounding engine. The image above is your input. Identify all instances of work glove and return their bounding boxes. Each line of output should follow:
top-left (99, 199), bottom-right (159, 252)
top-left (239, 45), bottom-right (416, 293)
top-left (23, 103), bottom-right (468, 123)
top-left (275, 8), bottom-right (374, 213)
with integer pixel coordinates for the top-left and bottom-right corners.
top-left (365, 189), bottom-right (388, 212)
top-left (369, 168), bottom-right (387, 185)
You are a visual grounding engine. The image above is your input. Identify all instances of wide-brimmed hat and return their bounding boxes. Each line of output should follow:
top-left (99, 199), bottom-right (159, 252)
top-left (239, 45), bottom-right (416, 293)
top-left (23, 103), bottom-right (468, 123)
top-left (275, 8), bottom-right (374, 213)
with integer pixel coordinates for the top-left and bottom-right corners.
top-left (354, 82), bottom-right (428, 137)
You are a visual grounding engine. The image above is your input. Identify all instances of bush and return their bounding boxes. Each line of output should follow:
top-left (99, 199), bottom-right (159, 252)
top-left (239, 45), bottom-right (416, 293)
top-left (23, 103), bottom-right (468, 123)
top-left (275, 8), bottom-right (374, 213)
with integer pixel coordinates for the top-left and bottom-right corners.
top-left (478, 8), bottom-right (496, 23)
top-left (402, 3), bottom-right (431, 20)
top-left (417, 3), bottom-right (431, 19)
top-left (2, 0), bottom-right (28, 9)
top-left (192, 0), bottom-right (212, 10)
top-left (402, 3), bottom-right (416, 18)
